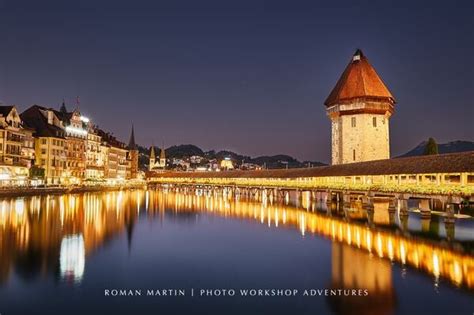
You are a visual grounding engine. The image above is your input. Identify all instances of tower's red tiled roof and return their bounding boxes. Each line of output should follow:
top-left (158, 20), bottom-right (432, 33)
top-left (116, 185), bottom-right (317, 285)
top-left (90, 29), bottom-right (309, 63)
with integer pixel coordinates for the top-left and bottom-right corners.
top-left (324, 49), bottom-right (395, 107)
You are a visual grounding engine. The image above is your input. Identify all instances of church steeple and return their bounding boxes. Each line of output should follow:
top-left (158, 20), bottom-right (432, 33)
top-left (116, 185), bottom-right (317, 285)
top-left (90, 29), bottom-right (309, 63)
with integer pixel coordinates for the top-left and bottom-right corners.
top-left (149, 145), bottom-right (156, 171)
top-left (60, 99), bottom-right (67, 114)
top-left (127, 125), bottom-right (139, 179)
top-left (150, 145), bottom-right (155, 160)
top-left (160, 146), bottom-right (166, 161)
top-left (128, 125), bottom-right (137, 150)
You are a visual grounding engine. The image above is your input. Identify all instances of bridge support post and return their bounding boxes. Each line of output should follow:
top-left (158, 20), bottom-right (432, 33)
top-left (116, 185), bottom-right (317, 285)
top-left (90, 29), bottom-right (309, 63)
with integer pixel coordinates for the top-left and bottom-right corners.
top-left (388, 198), bottom-right (397, 225)
top-left (325, 191), bottom-right (332, 205)
top-left (397, 198), bottom-right (409, 231)
top-left (363, 196), bottom-right (374, 226)
top-left (295, 189), bottom-right (301, 208)
top-left (342, 193), bottom-right (351, 208)
top-left (342, 193), bottom-right (351, 220)
top-left (399, 198), bottom-right (409, 216)
top-left (444, 201), bottom-right (456, 224)
top-left (444, 199), bottom-right (456, 241)
top-left (317, 191), bottom-right (323, 202)
top-left (419, 199), bottom-right (431, 233)
top-left (419, 199), bottom-right (431, 218)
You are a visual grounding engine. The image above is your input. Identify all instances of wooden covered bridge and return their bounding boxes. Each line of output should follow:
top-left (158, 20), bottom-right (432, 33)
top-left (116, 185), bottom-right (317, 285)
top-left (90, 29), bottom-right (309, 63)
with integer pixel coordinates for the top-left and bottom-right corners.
top-left (146, 151), bottom-right (474, 220)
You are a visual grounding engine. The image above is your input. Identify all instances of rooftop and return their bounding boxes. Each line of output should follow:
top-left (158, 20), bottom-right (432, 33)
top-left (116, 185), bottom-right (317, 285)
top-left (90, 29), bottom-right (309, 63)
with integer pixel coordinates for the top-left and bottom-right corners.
top-left (324, 49), bottom-right (395, 107)
top-left (148, 151), bottom-right (474, 179)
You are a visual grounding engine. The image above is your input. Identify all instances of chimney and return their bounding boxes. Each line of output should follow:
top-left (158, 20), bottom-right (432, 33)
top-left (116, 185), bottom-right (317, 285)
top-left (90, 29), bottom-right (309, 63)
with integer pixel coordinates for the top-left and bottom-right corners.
top-left (47, 110), bottom-right (54, 125)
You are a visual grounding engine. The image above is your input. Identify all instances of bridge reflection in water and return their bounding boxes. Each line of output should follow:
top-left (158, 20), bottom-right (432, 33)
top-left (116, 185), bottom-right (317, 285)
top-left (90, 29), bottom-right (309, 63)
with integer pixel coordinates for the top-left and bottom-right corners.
top-left (0, 189), bottom-right (473, 298)
top-left (150, 189), bottom-right (474, 291)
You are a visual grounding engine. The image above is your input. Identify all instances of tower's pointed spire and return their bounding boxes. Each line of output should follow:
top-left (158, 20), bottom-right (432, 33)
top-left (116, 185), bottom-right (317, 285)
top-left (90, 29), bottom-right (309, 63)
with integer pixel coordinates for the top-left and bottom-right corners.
top-left (60, 99), bottom-right (67, 114)
top-left (160, 143), bottom-right (166, 160)
top-left (324, 49), bottom-right (395, 107)
top-left (150, 144), bottom-right (155, 159)
top-left (128, 125), bottom-right (137, 150)
top-left (353, 48), bottom-right (364, 59)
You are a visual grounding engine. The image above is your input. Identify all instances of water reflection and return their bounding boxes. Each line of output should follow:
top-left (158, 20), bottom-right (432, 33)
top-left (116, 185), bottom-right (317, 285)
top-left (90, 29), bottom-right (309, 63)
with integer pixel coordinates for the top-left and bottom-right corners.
top-left (59, 234), bottom-right (85, 283)
top-left (0, 189), bottom-right (473, 297)
top-left (0, 191), bottom-right (142, 284)
top-left (329, 243), bottom-right (395, 315)
top-left (145, 189), bottom-right (473, 290)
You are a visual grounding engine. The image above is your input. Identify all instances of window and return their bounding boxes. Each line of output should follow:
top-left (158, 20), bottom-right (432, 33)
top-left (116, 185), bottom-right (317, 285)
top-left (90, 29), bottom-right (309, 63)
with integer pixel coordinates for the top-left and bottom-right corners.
top-left (351, 117), bottom-right (356, 127)
top-left (41, 139), bottom-right (47, 145)
top-left (353, 149), bottom-right (356, 161)
top-left (373, 117), bottom-right (377, 127)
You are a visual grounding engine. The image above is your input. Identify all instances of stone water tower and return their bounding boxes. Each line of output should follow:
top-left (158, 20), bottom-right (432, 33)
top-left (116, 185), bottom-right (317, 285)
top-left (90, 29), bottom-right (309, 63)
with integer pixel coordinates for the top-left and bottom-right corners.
top-left (325, 49), bottom-right (396, 165)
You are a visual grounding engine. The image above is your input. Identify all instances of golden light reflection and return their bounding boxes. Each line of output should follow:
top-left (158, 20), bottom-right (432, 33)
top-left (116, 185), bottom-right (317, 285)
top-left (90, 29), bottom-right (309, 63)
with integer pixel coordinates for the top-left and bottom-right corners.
top-left (0, 188), bottom-right (473, 291)
top-left (146, 189), bottom-right (474, 290)
top-left (0, 191), bottom-right (141, 283)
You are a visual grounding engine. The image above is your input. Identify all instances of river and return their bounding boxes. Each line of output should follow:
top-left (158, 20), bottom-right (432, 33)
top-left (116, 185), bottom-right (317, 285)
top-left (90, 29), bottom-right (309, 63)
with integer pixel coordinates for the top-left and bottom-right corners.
top-left (0, 189), bottom-right (472, 315)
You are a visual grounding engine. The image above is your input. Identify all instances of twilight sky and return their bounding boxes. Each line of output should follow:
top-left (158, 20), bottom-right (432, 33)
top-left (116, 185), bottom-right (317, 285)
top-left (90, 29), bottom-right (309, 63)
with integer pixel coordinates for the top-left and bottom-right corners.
top-left (0, 0), bottom-right (473, 163)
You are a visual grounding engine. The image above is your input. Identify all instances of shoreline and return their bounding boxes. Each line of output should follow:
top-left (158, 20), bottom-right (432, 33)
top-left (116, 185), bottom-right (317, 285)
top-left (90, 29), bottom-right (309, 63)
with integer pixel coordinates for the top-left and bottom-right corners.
top-left (0, 184), bottom-right (147, 198)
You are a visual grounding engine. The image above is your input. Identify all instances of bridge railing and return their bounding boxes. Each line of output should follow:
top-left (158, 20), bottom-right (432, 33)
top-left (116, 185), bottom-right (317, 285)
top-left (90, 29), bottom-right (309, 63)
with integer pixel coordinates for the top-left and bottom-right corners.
top-left (147, 171), bottom-right (474, 198)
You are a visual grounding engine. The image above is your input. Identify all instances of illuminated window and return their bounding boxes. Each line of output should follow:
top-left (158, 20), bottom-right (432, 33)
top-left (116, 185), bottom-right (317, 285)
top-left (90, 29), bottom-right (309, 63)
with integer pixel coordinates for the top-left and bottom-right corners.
top-left (373, 117), bottom-right (377, 127)
top-left (351, 117), bottom-right (356, 127)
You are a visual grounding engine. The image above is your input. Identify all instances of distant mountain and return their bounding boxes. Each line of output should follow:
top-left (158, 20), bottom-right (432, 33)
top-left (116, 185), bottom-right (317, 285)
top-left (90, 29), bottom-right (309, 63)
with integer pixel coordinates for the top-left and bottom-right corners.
top-left (137, 144), bottom-right (326, 170)
top-left (166, 144), bottom-right (204, 158)
top-left (398, 140), bottom-right (474, 158)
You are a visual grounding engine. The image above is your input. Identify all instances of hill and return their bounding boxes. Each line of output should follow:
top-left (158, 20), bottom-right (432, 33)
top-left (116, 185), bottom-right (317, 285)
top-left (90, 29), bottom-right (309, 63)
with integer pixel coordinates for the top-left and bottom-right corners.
top-left (399, 140), bottom-right (474, 157)
top-left (137, 144), bottom-right (325, 170)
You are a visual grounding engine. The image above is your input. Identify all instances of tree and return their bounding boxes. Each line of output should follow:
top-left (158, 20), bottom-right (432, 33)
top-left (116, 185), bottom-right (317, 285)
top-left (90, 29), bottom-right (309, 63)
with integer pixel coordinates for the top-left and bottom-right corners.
top-left (424, 137), bottom-right (439, 155)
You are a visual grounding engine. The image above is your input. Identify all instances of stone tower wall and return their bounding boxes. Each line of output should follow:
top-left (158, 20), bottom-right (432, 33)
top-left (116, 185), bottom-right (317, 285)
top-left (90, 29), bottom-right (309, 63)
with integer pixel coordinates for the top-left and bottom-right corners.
top-left (329, 101), bottom-right (391, 165)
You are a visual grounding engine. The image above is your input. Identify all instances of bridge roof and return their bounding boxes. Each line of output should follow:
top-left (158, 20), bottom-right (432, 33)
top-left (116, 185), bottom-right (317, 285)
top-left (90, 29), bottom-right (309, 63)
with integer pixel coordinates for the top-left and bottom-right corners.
top-left (324, 49), bottom-right (395, 107)
top-left (148, 151), bottom-right (474, 179)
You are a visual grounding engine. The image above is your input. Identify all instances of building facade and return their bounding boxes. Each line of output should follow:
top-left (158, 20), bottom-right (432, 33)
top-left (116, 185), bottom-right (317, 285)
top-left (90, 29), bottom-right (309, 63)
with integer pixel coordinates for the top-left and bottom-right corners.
top-left (0, 106), bottom-right (32, 185)
top-left (325, 49), bottom-right (396, 165)
top-left (85, 131), bottom-right (105, 180)
top-left (59, 108), bottom-right (88, 184)
top-left (21, 105), bottom-right (67, 185)
top-left (96, 129), bottom-right (128, 182)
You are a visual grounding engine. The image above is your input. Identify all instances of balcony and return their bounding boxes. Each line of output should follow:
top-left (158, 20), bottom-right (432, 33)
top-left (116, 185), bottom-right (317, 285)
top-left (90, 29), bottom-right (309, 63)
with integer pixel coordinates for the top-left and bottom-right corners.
top-left (6, 134), bottom-right (24, 143)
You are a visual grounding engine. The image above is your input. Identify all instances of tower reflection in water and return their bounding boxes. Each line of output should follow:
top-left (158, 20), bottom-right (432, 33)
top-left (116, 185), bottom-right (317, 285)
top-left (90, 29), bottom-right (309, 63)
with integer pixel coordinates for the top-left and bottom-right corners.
top-left (0, 189), bottom-right (472, 300)
top-left (329, 242), bottom-right (395, 315)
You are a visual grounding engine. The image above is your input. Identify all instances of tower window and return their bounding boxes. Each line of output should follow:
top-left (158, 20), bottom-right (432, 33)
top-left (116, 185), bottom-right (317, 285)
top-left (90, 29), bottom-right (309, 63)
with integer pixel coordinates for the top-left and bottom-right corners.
top-left (351, 117), bottom-right (356, 127)
top-left (373, 117), bottom-right (377, 127)
top-left (353, 149), bottom-right (356, 161)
